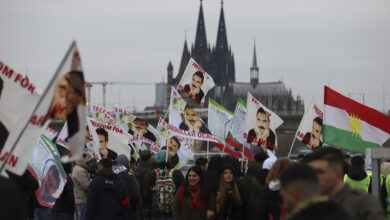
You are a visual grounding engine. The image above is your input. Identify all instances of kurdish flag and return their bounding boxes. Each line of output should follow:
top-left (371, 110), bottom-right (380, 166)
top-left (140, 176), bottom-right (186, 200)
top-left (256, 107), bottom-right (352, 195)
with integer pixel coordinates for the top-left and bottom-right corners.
top-left (323, 86), bottom-right (390, 154)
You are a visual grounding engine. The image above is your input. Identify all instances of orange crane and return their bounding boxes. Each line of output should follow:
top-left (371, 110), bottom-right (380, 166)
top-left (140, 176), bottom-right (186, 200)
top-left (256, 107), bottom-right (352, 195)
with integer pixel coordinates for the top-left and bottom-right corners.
top-left (85, 81), bottom-right (155, 114)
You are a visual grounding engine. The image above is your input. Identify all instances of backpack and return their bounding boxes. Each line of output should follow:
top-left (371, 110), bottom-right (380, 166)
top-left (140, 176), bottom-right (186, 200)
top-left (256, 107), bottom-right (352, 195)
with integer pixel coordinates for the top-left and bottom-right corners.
top-left (153, 168), bottom-right (176, 214)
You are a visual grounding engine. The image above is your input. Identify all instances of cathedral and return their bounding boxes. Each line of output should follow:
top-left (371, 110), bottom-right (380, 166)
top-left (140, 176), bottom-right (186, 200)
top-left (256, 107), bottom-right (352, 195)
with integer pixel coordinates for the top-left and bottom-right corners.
top-left (163, 0), bottom-right (304, 115)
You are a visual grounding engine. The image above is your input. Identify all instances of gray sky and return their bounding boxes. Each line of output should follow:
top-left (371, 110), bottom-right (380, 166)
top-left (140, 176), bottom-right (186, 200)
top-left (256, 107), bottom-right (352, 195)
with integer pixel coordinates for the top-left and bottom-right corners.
top-left (1, 0), bottom-right (390, 113)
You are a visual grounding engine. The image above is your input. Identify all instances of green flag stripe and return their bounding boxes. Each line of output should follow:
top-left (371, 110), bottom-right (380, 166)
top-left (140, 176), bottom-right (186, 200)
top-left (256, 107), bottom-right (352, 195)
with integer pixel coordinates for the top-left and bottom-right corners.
top-left (323, 125), bottom-right (380, 154)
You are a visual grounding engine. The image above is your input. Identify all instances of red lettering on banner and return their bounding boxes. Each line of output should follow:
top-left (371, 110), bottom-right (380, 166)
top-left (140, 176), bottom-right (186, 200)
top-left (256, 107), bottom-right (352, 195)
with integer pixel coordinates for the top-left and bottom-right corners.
top-left (313, 104), bottom-right (323, 119)
top-left (0, 150), bottom-right (19, 167)
top-left (1, 65), bottom-right (14, 78)
top-left (30, 115), bottom-right (46, 126)
top-left (297, 131), bottom-right (304, 139)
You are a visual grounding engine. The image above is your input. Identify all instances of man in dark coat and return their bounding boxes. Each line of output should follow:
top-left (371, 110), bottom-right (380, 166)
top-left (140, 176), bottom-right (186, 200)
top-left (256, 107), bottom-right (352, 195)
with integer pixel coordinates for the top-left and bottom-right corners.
top-left (86, 158), bottom-right (129, 220)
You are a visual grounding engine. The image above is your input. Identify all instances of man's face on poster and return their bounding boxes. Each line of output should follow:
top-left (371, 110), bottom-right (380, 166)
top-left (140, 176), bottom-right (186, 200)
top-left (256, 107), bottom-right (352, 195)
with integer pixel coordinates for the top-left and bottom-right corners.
top-left (185, 107), bottom-right (200, 127)
top-left (168, 138), bottom-right (179, 154)
top-left (56, 77), bottom-right (68, 99)
top-left (256, 112), bottom-right (270, 132)
top-left (311, 120), bottom-right (322, 141)
top-left (190, 74), bottom-right (203, 92)
top-left (132, 119), bottom-right (147, 135)
top-left (97, 134), bottom-right (107, 149)
top-left (42, 166), bottom-right (59, 196)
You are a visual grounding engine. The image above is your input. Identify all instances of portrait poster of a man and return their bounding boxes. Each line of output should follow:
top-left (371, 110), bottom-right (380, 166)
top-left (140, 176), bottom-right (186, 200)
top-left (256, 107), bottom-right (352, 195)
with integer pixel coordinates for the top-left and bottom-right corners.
top-left (296, 99), bottom-right (324, 150)
top-left (177, 57), bottom-right (215, 104)
top-left (244, 92), bottom-right (284, 153)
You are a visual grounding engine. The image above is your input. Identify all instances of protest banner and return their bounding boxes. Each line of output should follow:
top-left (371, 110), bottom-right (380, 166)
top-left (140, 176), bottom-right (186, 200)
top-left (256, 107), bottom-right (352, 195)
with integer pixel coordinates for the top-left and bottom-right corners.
top-left (28, 134), bottom-right (67, 208)
top-left (157, 118), bottom-right (194, 168)
top-left (177, 58), bottom-right (215, 104)
top-left (88, 117), bottom-right (131, 160)
top-left (244, 92), bottom-right (283, 153)
top-left (0, 59), bottom-right (41, 175)
top-left (207, 98), bottom-right (233, 143)
top-left (92, 105), bottom-right (117, 127)
top-left (296, 98), bottom-right (323, 149)
top-left (168, 87), bottom-right (217, 142)
top-left (0, 41), bottom-right (87, 175)
top-left (114, 106), bottom-right (161, 153)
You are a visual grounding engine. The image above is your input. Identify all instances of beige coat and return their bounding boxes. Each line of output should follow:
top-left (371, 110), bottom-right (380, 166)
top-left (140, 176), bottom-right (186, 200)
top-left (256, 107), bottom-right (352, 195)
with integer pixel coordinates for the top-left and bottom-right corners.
top-left (71, 160), bottom-right (92, 204)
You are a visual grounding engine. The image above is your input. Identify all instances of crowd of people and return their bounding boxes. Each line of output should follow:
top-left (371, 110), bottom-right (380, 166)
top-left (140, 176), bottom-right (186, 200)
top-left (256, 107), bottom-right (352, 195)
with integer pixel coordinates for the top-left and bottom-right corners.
top-left (2, 145), bottom-right (390, 220)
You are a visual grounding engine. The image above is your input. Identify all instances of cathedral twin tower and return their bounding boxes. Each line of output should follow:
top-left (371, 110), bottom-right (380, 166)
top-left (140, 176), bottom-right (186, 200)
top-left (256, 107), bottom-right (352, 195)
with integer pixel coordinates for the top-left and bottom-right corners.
top-left (167, 0), bottom-right (237, 88)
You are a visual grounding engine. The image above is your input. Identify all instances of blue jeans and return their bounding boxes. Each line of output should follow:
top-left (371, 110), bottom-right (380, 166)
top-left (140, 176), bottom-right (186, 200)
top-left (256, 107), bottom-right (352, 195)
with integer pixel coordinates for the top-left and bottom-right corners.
top-left (76, 203), bottom-right (87, 220)
top-left (34, 207), bottom-right (51, 220)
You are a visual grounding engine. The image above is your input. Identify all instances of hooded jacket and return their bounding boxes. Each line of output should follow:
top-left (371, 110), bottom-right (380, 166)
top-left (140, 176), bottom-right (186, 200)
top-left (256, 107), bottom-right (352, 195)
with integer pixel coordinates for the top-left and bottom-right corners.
top-left (257, 179), bottom-right (284, 220)
top-left (86, 174), bottom-right (129, 220)
top-left (72, 159), bottom-right (92, 204)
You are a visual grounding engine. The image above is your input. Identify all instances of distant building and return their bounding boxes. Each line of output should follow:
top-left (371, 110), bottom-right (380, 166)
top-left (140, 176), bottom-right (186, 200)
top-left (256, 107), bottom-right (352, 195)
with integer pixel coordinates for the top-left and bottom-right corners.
top-left (160, 0), bottom-right (304, 114)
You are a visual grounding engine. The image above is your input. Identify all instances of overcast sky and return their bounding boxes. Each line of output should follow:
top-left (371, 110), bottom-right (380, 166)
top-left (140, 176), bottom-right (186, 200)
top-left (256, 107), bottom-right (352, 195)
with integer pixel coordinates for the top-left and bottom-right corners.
top-left (1, 0), bottom-right (390, 113)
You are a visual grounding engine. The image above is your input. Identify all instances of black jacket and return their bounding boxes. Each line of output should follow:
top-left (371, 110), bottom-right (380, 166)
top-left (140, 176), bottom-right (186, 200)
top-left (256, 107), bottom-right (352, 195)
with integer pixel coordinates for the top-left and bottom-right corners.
top-left (52, 174), bottom-right (75, 214)
top-left (86, 174), bottom-right (129, 220)
top-left (116, 169), bottom-right (140, 219)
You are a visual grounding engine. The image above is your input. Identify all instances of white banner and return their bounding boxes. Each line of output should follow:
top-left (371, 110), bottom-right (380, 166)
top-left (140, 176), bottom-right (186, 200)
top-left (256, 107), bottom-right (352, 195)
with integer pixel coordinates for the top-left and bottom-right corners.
top-left (114, 106), bottom-right (162, 153)
top-left (229, 98), bottom-right (247, 143)
top-left (92, 105), bottom-right (117, 127)
top-left (207, 98), bottom-right (233, 143)
top-left (177, 58), bottom-right (215, 104)
top-left (0, 59), bottom-right (40, 175)
top-left (88, 117), bottom-right (131, 160)
top-left (157, 118), bottom-right (194, 168)
top-left (244, 92), bottom-right (283, 151)
top-left (168, 87), bottom-right (217, 142)
top-left (296, 98), bottom-right (323, 149)
top-left (28, 134), bottom-right (67, 208)
top-left (1, 42), bottom-right (87, 175)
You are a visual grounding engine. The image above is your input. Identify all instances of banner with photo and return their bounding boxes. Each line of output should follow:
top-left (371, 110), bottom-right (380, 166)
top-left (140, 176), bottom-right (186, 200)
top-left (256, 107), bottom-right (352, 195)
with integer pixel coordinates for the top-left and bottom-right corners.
top-left (0, 41), bottom-right (87, 175)
top-left (28, 134), bottom-right (67, 208)
top-left (56, 122), bottom-right (97, 160)
top-left (207, 98), bottom-right (233, 143)
top-left (88, 117), bottom-right (131, 160)
top-left (244, 92), bottom-right (284, 152)
top-left (0, 59), bottom-right (41, 175)
top-left (168, 87), bottom-right (217, 142)
top-left (177, 57), bottom-right (215, 104)
top-left (296, 98), bottom-right (323, 150)
top-left (114, 106), bottom-right (161, 153)
top-left (91, 105), bottom-right (117, 127)
top-left (228, 98), bottom-right (247, 143)
top-left (157, 118), bottom-right (194, 168)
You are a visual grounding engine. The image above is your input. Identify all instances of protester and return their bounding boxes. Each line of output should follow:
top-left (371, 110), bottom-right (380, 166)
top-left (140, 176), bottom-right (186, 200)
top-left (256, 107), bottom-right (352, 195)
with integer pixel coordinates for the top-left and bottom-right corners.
top-left (280, 164), bottom-right (350, 220)
top-left (310, 147), bottom-right (386, 220)
top-left (7, 170), bottom-right (39, 220)
top-left (208, 164), bottom-right (247, 220)
top-left (245, 151), bottom-right (268, 220)
top-left (0, 175), bottom-right (27, 220)
top-left (144, 150), bottom-right (184, 219)
top-left (195, 157), bottom-right (208, 173)
top-left (72, 158), bottom-right (93, 220)
top-left (173, 166), bottom-right (208, 220)
top-left (134, 150), bottom-right (153, 220)
top-left (86, 158), bottom-right (129, 220)
top-left (51, 163), bottom-right (75, 220)
top-left (344, 155), bottom-right (371, 192)
top-left (113, 154), bottom-right (140, 219)
top-left (256, 157), bottom-right (293, 220)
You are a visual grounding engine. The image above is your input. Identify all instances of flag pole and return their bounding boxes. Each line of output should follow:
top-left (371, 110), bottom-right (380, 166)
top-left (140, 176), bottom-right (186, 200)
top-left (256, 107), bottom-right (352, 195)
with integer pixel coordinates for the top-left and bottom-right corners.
top-left (0, 41), bottom-right (76, 174)
top-left (287, 98), bottom-right (313, 158)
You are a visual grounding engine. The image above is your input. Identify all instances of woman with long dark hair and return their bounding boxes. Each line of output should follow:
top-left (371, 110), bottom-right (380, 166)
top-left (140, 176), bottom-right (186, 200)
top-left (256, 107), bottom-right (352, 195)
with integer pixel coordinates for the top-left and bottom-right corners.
top-left (208, 165), bottom-right (246, 220)
top-left (173, 166), bottom-right (208, 220)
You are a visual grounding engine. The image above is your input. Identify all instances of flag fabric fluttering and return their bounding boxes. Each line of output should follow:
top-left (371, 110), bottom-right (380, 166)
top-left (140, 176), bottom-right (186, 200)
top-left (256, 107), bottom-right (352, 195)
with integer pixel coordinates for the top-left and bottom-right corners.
top-left (177, 58), bottom-right (215, 104)
top-left (323, 86), bottom-right (390, 154)
top-left (0, 41), bottom-right (87, 175)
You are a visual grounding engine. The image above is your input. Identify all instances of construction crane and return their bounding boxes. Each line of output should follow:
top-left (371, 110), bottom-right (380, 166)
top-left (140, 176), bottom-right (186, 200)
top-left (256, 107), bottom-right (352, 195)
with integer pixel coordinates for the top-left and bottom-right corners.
top-left (85, 81), bottom-right (155, 114)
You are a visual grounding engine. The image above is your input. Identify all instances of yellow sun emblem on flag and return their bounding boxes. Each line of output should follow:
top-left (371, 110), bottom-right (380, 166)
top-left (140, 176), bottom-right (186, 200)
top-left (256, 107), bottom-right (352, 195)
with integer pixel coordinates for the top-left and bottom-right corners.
top-left (349, 113), bottom-right (362, 139)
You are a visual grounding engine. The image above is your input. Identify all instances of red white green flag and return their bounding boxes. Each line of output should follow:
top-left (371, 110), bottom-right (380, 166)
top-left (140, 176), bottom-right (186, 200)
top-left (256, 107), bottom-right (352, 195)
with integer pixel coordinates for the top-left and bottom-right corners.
top-left (323, 86), bottom-right (390, 154)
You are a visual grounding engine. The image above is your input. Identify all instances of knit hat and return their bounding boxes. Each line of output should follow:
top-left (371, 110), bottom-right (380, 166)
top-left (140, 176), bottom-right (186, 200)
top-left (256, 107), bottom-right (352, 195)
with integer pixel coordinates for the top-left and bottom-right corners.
top-left (115, 154), bottom-right (130, 170)
top-left (154, 150), bottom-right (167, 164)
